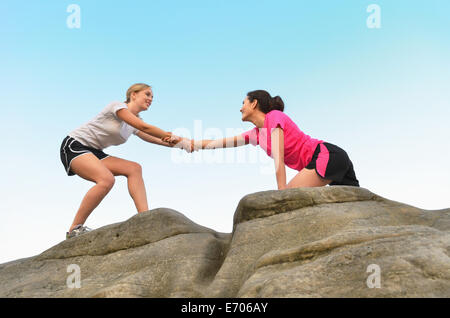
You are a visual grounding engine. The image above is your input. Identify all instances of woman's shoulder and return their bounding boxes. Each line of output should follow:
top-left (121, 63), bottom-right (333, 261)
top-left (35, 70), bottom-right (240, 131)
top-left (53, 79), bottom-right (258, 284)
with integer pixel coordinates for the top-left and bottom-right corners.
top-left (265, 110), bottom-right (292, 125)
top-left (106, 101), bottom-right (126, 108)
top-left (98, 101), bottom-right (128, 119)
top-left (267, 109), bottom-right (289, 118)
top-left (103, 101), bottom-right (127, 112)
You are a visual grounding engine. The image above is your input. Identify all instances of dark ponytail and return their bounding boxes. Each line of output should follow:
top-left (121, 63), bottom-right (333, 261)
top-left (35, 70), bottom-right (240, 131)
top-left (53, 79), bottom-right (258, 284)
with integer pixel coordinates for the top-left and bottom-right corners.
top-left (247, 90), bottom-right (285, 114)
top-left (271, 95), bottom-right (284, 112)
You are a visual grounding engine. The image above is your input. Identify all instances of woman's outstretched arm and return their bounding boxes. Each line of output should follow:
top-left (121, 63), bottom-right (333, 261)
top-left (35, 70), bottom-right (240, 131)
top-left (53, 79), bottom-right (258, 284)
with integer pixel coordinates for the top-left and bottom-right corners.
top-left (271, 127), bottom-right (287, 190)
top-left (137, 131), bottom-right (193, 152)
top-left (196, 135), bottom-right (248, 150)
top-left (117, 108), bottom-right (173, 140)
top-left (136, 131), bottom-right (174, 147)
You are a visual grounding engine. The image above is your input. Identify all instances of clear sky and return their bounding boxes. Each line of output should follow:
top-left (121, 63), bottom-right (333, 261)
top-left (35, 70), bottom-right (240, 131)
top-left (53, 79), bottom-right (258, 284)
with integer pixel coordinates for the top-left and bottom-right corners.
top-left (1, 0), bottom-right (449, 264)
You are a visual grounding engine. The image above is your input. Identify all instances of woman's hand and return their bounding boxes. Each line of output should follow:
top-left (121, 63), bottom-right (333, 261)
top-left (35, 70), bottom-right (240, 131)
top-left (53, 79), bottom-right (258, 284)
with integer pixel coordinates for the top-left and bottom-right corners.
top-left (162, 133), bottom-right (181, 144)
top-left (161, 133), bottom-right (171, 143)
top-left (172, 137), bottom-right (195, 153)
top-left (161, 133), bottom-right (190, 151)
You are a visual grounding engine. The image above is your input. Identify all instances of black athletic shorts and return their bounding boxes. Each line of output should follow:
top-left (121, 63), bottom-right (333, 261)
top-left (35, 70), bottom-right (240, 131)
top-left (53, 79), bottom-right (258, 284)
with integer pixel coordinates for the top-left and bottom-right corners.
top-left (305, 142), bottom-right (360, 187)
top-left (60, 136), bottom-right (110, 176)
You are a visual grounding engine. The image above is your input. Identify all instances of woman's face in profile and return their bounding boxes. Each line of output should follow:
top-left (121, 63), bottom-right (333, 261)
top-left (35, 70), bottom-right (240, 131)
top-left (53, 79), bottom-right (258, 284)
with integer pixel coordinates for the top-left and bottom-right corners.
top-left (240, 96), bottom-right (255, 122)
top-left (134, 88), bottom-right (153, 111)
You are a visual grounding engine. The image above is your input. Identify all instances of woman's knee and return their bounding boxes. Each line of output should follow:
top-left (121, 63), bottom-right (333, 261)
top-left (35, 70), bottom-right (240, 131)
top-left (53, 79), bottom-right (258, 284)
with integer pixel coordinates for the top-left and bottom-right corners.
top-left (97, 173), bottom-right (115, 190)
top-left (129, 162), bottom-right (143, 176)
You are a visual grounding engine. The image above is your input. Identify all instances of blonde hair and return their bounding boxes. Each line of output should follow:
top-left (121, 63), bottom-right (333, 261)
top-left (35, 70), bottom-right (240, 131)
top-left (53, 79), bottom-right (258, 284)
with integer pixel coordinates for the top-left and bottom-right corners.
top-left (125, 83), bottom-right (151, 103)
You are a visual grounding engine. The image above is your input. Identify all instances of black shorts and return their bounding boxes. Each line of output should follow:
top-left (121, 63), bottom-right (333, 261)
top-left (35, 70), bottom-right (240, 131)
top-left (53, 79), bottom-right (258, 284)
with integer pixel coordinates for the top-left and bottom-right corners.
top-left (60, 136), bottom-right (110, 176)
top-left (306, 142), bottom-right (360, 187)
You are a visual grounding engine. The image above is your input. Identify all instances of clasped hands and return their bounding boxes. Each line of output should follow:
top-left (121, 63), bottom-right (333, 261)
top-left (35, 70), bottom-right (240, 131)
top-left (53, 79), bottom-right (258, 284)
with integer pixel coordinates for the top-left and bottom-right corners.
top-left (161, 133), bottom-right (202, 153)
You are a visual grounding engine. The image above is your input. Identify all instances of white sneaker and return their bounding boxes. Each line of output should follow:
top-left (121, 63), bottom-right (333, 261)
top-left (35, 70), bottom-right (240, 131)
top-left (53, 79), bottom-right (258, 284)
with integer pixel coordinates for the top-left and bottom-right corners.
top-left (66, 224), bottom-right (92, 239)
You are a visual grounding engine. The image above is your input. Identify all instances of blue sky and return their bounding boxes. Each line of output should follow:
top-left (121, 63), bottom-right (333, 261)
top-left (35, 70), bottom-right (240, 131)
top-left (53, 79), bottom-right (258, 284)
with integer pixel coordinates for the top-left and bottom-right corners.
top-left (0, 0), bottom-right (449, 264)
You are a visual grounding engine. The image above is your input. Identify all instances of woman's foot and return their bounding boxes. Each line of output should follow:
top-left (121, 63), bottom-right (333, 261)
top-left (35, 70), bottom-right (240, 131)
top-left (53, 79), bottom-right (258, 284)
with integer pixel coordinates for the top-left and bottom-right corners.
top-left (66, 224), bottom-right (92, 239)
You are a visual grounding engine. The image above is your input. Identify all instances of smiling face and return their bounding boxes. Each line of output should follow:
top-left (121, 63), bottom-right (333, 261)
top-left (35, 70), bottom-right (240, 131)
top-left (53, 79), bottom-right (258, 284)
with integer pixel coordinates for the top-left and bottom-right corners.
top-left (132, 87), bottom-right (153, 111)
top-left (240, 96), bottom-right (257, 122)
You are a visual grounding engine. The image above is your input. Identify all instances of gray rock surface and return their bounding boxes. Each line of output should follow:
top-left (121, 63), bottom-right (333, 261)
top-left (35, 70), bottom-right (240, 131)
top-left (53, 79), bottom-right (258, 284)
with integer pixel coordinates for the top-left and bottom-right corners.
top-left (1, 186), bottom-right (449, 297)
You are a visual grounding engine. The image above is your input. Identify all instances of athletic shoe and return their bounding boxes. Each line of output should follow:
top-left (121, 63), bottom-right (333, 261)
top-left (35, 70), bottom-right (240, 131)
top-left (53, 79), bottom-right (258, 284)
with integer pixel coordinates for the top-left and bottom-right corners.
top-left (66, 224), bottom-right (92, 239)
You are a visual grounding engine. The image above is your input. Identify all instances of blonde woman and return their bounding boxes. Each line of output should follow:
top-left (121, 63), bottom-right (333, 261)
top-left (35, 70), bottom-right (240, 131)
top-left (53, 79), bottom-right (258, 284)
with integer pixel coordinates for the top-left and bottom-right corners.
top-left (60, 83), bottom-right (191, 239)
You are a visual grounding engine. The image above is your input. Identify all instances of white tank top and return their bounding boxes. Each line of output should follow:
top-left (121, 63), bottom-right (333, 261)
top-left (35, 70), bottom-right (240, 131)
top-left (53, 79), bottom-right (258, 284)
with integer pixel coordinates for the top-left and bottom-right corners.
top-left (69, 101), bottom-right (139, 150)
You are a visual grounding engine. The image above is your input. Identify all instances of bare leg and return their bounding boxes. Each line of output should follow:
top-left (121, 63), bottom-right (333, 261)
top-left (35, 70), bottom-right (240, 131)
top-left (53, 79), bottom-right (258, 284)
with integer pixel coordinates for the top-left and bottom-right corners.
top-left (287, 168), bottom-right (332, 188)
top-left (69, 153), bottom-right (115, 232)
top-left (102, 156), bottom-right (149, 212)
top-left (126, 172), bottom-right (148, 212)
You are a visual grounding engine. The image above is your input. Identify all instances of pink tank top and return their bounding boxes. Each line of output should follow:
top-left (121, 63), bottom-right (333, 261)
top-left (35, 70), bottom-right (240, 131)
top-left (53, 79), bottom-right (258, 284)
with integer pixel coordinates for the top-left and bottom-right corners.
top-left (242, 110), bottom-right (323, 171)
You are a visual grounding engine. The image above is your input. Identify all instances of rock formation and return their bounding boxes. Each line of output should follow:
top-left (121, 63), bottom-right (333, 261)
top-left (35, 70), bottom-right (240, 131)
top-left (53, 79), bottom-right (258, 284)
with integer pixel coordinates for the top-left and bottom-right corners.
top-left (1, 186), bottom-right (449, 297)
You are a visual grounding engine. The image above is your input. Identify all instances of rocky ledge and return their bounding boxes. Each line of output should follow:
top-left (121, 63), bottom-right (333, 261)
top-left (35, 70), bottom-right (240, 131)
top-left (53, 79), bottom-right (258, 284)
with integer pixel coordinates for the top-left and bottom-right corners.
top-left (1, 186), bottom-right (449, 297)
